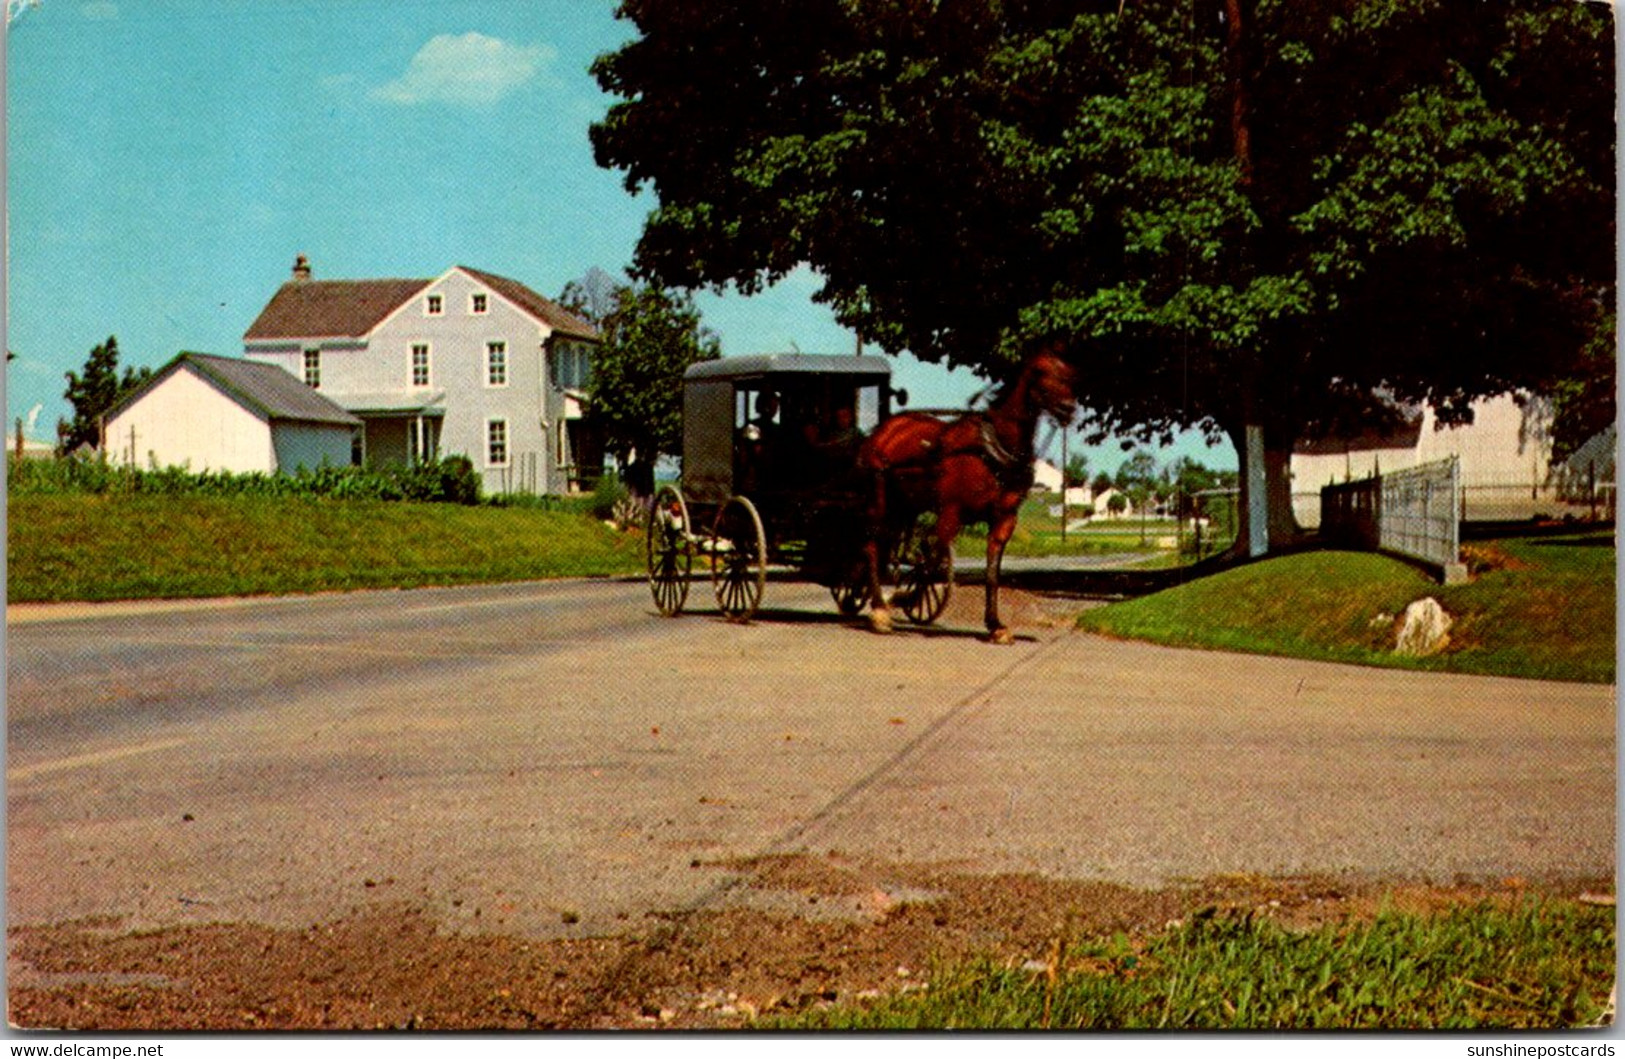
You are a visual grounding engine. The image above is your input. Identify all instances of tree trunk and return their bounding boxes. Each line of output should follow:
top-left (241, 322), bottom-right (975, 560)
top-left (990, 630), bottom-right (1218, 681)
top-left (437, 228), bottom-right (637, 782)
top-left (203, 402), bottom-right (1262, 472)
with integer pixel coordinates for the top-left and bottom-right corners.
top-left (1227, 420), bottom-right (1302, 559)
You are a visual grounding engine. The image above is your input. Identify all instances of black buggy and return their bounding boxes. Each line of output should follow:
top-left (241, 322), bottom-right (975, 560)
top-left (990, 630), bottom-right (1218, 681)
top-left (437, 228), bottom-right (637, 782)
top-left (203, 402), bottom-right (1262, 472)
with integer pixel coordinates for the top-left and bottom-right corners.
top-left (644, 353), bottom-right (952, 624)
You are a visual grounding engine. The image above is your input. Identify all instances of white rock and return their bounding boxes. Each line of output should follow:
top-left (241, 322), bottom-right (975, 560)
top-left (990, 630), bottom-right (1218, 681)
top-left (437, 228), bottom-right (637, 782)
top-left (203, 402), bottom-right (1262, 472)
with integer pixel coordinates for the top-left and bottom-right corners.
top-left (1394, 597), bottom-right (1452, 656)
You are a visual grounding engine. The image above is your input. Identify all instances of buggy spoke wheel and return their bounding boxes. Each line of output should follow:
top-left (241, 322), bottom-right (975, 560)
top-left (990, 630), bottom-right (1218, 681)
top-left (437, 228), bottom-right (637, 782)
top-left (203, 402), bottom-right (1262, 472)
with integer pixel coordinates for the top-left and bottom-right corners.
top-left (711, 496), bottom-right (766, 621)
top-left (895, 513), bottom-right (953, 625)
top-left (645, 485), bottom-right (692, 616)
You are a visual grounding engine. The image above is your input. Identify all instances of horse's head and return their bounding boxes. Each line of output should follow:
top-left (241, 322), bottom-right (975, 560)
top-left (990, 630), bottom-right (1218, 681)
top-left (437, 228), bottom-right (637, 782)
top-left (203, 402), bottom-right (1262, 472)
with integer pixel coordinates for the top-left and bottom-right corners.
top-left (1024, 348), bottom-right (1078, 424)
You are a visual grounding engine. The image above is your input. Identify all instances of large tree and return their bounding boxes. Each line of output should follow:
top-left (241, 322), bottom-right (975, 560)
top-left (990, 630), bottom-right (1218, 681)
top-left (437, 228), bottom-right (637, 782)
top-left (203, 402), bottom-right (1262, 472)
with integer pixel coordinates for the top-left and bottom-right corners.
top-left (563, 278), bottom-right (721, 496)
top-left (59, 336), bottom-right (150, 455)
top-left (591, 0), bottom-right (1614, 554)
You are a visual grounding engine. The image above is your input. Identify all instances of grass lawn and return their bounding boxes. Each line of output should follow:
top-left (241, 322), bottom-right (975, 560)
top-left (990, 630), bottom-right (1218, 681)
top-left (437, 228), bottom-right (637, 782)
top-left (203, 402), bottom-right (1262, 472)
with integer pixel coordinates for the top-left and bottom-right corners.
top-left (955, 499), bottom-right (1225, 561)
top-left (775, 897), bottom-right (1614, 1030)
top-left (7, 494), bottom-right (644, 602)
top-left (1077, 530), bottom-right (1615, 683)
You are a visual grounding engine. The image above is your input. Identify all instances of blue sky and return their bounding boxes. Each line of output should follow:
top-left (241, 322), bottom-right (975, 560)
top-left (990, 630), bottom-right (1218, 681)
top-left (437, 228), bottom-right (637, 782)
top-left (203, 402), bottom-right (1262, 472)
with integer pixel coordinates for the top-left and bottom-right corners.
top-left (5, 0), bottom-right (1232, 473)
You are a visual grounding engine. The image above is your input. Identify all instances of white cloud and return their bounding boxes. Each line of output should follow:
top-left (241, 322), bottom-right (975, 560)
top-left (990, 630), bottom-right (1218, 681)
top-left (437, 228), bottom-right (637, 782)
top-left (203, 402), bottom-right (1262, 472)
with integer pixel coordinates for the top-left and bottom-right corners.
top-left (371, 32), bottom-right (554, 106)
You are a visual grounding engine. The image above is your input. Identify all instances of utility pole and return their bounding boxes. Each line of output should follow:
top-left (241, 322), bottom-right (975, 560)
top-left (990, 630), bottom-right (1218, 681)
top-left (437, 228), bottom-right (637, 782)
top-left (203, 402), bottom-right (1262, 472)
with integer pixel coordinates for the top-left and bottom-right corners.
top-left (1059, 425), bottom-right (1068, 548)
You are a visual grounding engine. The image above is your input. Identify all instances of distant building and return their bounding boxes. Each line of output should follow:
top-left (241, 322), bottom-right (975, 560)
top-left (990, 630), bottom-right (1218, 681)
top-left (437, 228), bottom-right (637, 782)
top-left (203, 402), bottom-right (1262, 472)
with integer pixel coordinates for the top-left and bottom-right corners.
top-left (243, 257), bottom-right (602, 494)
top-left (1031, 458), bottom-right (1064, 492)
top-left (1091, 487), bottom-right (1134, 520)
top-left (1291, 392), bottom-right (1613, 524)
top-left (102, 352), bottom-right (361, 474)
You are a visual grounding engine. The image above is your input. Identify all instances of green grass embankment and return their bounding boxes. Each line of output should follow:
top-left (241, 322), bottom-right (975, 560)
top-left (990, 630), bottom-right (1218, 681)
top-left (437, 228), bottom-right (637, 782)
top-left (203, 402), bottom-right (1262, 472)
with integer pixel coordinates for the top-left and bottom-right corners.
top-left (1077, 531), bottom-right (1614, 683)
top-left (776, 898), bottom-right (1614, 1030)
top-left (7, 494), bottom-right (644, 603)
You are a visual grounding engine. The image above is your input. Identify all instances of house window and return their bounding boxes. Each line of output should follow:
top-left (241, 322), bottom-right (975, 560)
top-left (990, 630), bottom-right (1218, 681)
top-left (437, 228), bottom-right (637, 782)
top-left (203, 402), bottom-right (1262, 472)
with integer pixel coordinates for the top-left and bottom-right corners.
top-left (411, 344), bottom-right (431, 387)
top-left (486, 341), bottom-right (508, 386)
top-left (303, 349), bottom-right (321, 389)
top-left (471, 292), bottom-right (489, 315)
top-left (426, 294), bottom-right (443, 316)
top-left (487, 419), bottom-right (509, 467)
top-left (552, 343), bottom-right (591, 390)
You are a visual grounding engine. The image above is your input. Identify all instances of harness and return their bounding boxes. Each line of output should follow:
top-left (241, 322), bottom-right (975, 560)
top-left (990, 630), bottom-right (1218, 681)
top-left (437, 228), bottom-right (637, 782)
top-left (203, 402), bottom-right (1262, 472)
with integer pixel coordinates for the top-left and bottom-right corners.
top-left (977, 416), bottom-right (1021, 473)
top-left (963, 414), bottom-right (1034, 490)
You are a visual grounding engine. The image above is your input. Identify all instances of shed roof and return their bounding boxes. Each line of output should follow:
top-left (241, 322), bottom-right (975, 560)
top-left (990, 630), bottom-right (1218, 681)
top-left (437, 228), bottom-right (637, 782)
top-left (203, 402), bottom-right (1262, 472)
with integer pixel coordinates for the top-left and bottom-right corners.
top-left (107, 353), bottom-right (362, 427)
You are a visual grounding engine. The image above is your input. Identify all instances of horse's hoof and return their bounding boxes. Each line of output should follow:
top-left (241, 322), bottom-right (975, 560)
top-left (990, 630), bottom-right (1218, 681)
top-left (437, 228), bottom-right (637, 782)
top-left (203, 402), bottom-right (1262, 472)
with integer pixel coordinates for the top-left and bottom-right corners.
top-left (988, 626), bottom-right (1014, 645)
top-left (869, 610), bottom-right (894, 634)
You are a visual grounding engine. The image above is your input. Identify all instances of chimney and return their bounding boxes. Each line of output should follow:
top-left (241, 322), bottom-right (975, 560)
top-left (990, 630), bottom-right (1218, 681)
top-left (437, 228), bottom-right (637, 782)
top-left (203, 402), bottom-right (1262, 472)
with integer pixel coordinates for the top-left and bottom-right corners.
top-left (292, 254), bottom-right (312, 282)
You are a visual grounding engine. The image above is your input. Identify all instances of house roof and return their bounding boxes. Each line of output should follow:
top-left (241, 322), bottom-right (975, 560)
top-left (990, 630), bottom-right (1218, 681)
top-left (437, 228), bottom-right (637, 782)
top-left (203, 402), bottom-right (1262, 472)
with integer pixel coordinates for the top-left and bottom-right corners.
top-left (244, 279), bottom-right (430, 341)
top-left (339, 390), bottom-right (448, 415)
top-left (243, 266), bottom-right (600, 342)
top-left (107, 353), bottom-right (362, 427)
top-left (459, 266), bottom-right (600, 341)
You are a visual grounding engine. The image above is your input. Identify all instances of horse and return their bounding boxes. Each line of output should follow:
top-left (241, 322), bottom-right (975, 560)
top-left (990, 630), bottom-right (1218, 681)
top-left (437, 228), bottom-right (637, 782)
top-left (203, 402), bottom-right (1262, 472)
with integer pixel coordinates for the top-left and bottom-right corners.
top-left (857, 348), bottom-right (1078, 644)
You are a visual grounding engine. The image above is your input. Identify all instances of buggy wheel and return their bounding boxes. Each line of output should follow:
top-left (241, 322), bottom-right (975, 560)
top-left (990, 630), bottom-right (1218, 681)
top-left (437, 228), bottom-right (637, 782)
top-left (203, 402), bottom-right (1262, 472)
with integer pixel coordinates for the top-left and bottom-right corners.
top-left (895, 513), bottom-right (953, 625)
top-left (645, 485), bottom-right (692, 616)
top-left (711, 495), bottom-right (766, 621)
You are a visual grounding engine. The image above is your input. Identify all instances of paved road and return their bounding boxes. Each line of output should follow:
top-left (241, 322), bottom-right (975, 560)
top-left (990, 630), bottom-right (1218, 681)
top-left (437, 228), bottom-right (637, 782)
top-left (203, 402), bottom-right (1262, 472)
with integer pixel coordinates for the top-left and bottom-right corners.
top-left (7, 578), bottom-right (1614, 940)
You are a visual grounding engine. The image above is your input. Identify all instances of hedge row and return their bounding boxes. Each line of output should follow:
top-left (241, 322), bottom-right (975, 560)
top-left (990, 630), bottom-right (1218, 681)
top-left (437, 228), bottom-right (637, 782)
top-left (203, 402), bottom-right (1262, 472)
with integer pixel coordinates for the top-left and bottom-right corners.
top-left (7, 454), bottom-right (484, 505)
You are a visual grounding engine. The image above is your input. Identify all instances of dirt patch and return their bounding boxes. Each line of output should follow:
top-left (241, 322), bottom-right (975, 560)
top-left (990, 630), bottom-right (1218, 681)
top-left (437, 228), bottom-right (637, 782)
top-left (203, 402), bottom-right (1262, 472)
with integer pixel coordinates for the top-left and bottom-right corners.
top-left (1461, 543), bottom-right (1532, 577)
top-left (9, 856), bottom-right (1601, 1031)
top-left (935, 586), bottom-right (1088, 632)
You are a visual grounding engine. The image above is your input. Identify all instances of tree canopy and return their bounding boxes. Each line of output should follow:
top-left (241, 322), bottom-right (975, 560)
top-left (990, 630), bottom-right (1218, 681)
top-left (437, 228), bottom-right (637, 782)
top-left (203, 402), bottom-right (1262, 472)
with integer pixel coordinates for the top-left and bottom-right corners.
top-left (59, 336), bottom-right (150, 455)
top-left (562, 278), bottom-right (721, 495)
top-left (592, 0), bottom-right (1614, 544)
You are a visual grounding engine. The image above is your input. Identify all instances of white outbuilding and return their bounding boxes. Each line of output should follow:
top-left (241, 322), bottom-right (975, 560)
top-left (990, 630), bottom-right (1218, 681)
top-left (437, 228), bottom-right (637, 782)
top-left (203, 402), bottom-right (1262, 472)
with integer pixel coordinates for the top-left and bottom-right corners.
top-left (102, 352), bottom-right (361, 473)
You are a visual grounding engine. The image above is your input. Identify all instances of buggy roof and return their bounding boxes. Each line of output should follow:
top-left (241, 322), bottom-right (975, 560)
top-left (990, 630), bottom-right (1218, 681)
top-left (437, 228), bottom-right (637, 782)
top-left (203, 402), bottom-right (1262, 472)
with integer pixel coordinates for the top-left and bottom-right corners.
top-left (684, 353), bottom-right (892, 384)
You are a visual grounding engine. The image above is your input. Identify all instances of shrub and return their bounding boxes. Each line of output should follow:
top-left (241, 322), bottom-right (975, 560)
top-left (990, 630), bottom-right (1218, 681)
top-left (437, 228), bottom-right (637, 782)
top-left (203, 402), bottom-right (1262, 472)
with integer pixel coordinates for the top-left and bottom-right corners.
top-left (588, 471), bottom-right (631, 522)
top-left (7, 455), bottom-right (487, 505)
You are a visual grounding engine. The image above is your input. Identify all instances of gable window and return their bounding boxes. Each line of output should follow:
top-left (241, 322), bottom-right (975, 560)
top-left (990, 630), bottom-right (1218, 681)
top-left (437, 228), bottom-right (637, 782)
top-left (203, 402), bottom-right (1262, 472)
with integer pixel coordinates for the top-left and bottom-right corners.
top-left (486, 341), bottom-right (508, 387)
top-left (552, 343), bottom-right (592, 390)
top-left (487, 419), bottom-right (509, 467)
top-left (470, 292), bottom-right (489, 315)
top-left (411, 344), bottom-right (431, 387)
top-left (303, 348), bottom-right (321, 389)
top-left (426, 293), bottom-right (443, 316)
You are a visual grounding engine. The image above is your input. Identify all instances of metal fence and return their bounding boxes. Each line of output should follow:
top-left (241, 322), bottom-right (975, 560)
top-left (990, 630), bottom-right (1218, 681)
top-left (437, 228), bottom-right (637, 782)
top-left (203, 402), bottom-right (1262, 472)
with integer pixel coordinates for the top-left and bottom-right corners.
top-left (1320, 457), bottom-right (1461, 571)
top-left (1298, 479), bottom-right (1615, 528)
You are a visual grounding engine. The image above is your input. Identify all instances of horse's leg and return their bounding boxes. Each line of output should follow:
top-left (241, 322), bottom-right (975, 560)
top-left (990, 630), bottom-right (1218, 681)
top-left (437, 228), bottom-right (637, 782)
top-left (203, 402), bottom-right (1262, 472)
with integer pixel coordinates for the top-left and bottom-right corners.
top-left (984, 505), bottom-right (1018, 644)
top-left (865, 472), bottom-right (893, 633)
top-left (932, 502), bottom-right (963, 622)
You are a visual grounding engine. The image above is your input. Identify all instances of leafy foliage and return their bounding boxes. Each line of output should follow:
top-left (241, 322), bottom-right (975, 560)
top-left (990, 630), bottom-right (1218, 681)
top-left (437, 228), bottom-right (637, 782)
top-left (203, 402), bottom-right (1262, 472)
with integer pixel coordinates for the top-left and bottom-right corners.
top-left (563, 277), bottom-right (720, 495)
top-left (59, 336), bottom-right (150, 454)
top-left (592, 1), bottom-right (1615, 540)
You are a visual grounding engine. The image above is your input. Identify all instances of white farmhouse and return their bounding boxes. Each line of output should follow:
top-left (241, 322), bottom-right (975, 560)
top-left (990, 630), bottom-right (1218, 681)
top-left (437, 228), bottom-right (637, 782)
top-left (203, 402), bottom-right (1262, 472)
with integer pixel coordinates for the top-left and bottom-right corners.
top-left (243, 257), bottom-right (602, 494)
top-left (103, 352), bottom-right (360, 473)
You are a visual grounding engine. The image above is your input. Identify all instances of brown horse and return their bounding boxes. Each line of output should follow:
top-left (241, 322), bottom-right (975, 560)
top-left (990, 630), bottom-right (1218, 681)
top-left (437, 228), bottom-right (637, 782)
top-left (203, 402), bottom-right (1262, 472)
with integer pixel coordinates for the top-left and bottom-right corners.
top-left (857, 349), bottom-right (1078, 644)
